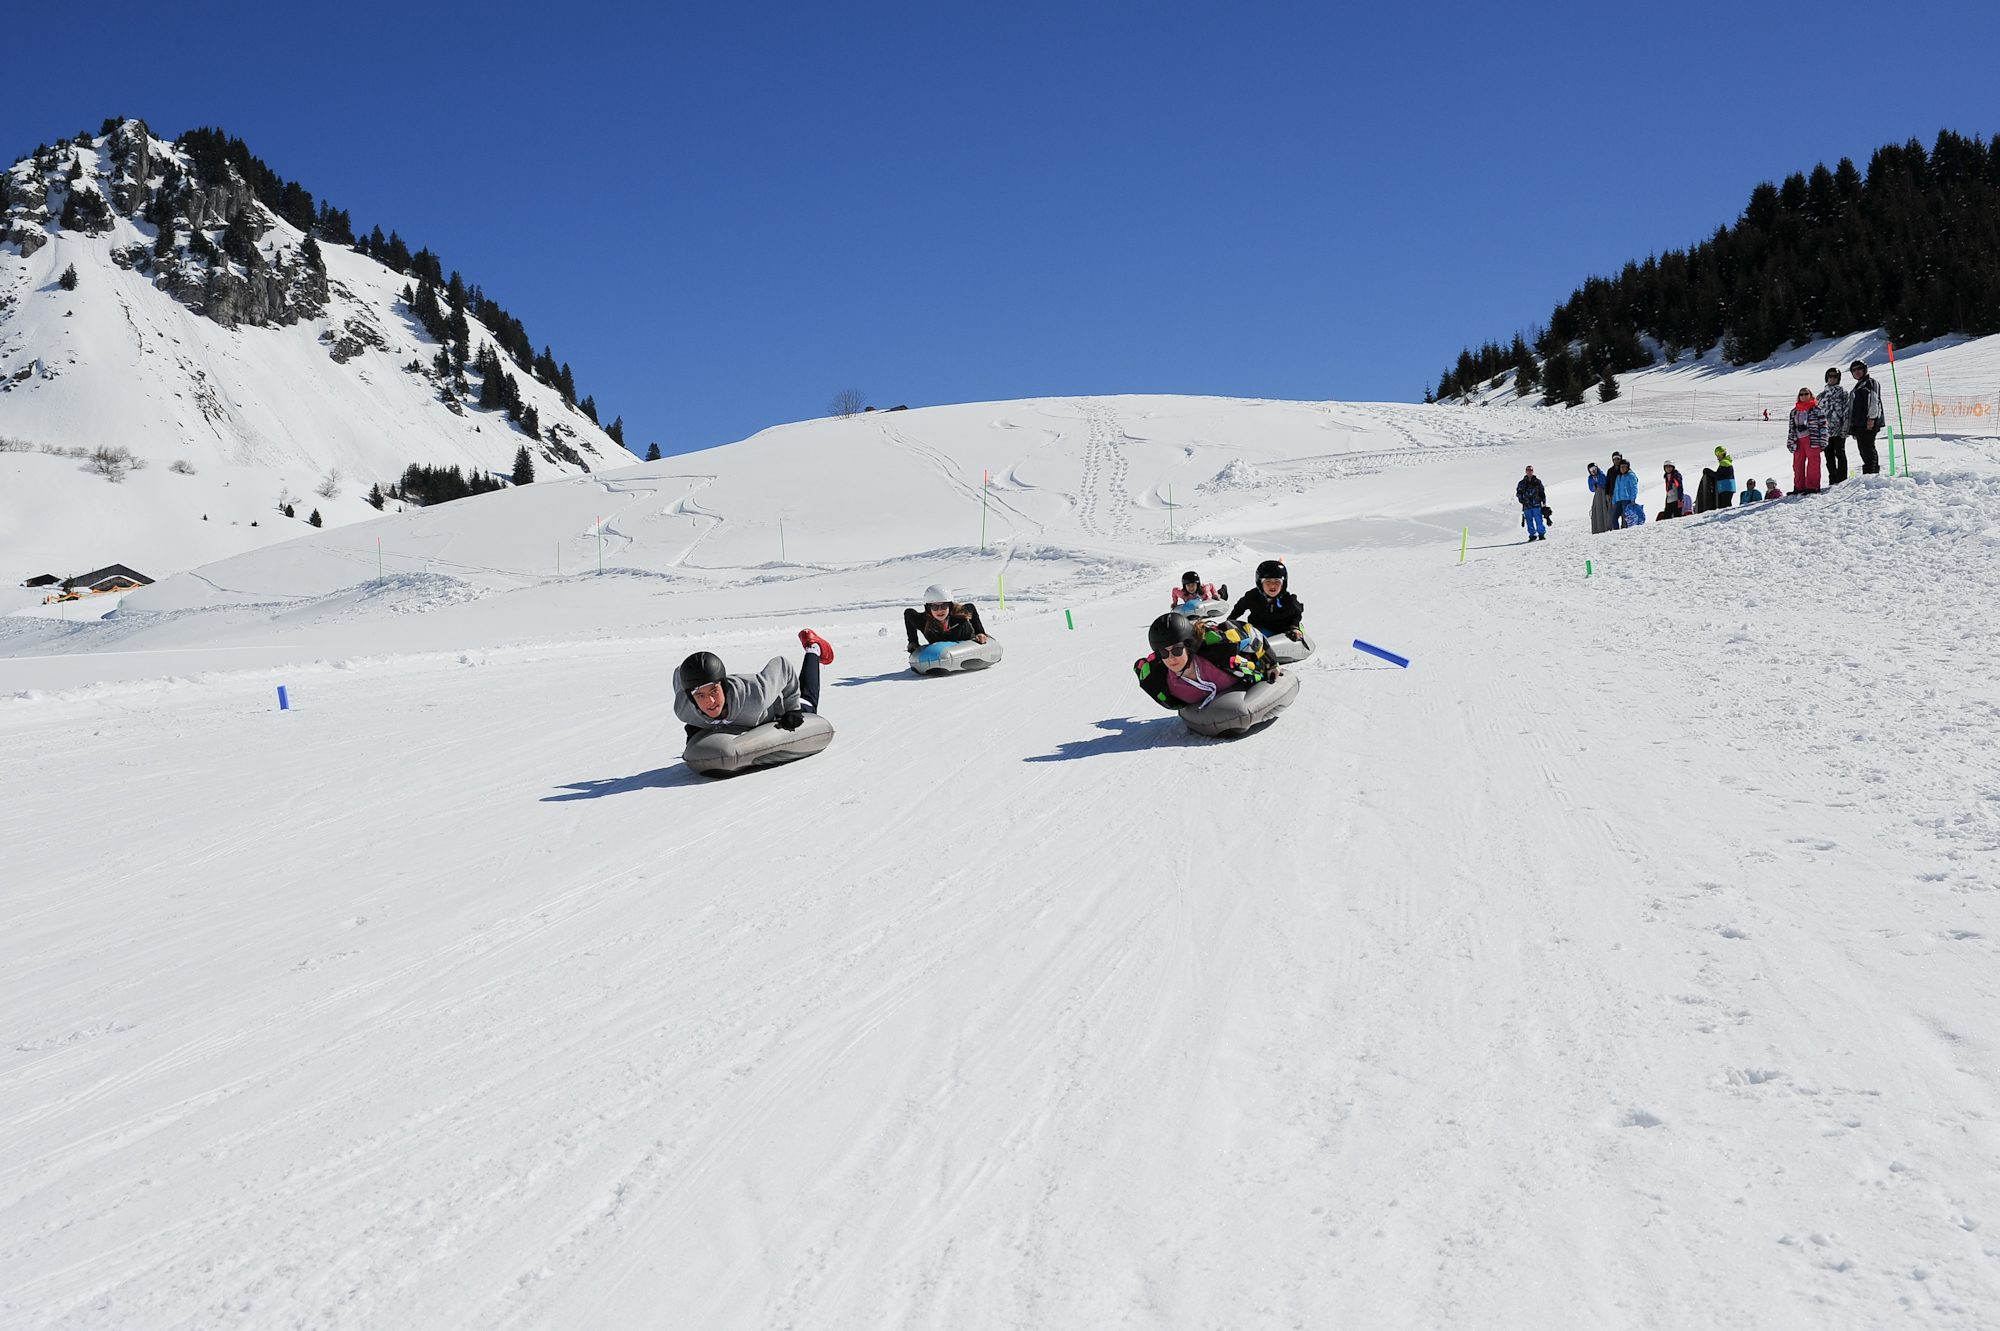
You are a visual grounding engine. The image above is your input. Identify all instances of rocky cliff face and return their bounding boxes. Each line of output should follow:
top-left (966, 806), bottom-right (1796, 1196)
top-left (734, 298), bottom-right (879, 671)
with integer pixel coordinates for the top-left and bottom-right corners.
top-left (2, 120), bottom-right (324, 327)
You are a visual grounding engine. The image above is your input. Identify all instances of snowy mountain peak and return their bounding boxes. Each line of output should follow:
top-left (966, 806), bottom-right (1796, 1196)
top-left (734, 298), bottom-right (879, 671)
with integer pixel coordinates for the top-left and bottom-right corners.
top-left (0, 118), bottom-right (627, 582)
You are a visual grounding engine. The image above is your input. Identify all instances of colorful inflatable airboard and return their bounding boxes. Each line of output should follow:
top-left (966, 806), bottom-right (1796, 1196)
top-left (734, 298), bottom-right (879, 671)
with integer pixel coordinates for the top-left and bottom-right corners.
top-left (909, 639), bottom-right (1004, 674)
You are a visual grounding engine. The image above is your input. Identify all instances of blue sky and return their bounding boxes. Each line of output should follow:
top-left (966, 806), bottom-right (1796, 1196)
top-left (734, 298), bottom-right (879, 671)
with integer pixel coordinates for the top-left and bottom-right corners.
top-left (8, 0), bottom-right (1999, 454)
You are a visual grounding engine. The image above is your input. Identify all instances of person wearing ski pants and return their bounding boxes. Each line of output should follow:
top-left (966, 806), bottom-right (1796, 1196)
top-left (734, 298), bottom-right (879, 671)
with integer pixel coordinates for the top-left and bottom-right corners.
top-left (1610, 458), bottom-right (1640, 528)
top-left (1788, 388), bottom-right (1827, 494)
top-left (1849, 360), bottom-right (1888, 474)
top-left (1814, 368), bottom-right (1852, 485)
top-left (1713, 447), bottom-right (1738, 507)
top-left (1516, 466), bottom-right (1548, 541)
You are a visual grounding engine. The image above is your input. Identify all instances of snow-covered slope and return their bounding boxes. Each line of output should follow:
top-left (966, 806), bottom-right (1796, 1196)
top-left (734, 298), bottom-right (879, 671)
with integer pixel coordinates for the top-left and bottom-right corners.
top-left (0, 121), bottom-right (621, 583)
top-left (1467, 327), bottom-right (2000, 445)
top-left (4, 391), bottom-right (2000, 1329)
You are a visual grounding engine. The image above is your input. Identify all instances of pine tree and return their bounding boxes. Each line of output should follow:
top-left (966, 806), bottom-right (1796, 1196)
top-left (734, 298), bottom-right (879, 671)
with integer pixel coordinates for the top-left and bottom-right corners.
top-left (308, 508), bottom-right (323, 527)
top-left (367, 483), bottom-right (385, 510)
top-left (154, 226), bottom-right (175, 260)
top-left (520, 405), bottom-right (540, 440)
top-left (58, 264), bottom-right (78, 291)
top-left (300, 235), bottom-right (323, 270)
top-left (1598, 370), bottom-right (1621, 403)
top-left (512, 445), bottom-right (535, 484)
top-left (606, 416), bottom-right (625, 447)
top-left (645, 442), bottom-right (661, 461)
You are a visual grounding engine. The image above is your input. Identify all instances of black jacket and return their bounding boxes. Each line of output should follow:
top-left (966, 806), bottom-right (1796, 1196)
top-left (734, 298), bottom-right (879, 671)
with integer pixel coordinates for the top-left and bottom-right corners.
top-left (904, 602), bottom-right (988, 651)
top-left (1226, 586), bottom-right (1304, 636)
top-left (1515, 476), bottom-right (1546, 508)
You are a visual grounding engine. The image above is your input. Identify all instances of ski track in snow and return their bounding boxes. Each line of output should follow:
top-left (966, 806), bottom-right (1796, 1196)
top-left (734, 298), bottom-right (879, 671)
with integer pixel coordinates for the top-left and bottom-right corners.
top-left (2, 395), bottom-right (1999, 1329)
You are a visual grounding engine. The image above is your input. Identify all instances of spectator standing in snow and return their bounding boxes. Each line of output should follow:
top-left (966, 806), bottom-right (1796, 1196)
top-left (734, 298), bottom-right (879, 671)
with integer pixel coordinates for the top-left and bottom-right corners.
top-left (1516, 466), bottom-right (1548, 541)
top-left (1610, 458), bottom-right (1640, 528)
top-left (1659, 463), bottom-right (1689, 519)
top-left (1815, 367), bottom-right (1852, 485)
top-left (1848, 360), bottom-right (1888, 474)
top-left (1787, 387), bottom-right (1827, 494)
top-left (1713, 447), bottom-right (1738, 508)
top-left (1587, 463), bottom-right (1613, 534)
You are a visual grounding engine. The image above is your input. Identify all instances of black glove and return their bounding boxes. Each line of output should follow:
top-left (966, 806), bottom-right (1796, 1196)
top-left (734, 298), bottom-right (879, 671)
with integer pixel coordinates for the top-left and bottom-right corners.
top-left (684, 723), bottom-right (704, 740)
top-left (776, 709), bottom-right (805, 731)
top-left (905, 642), bottom-right (920, 654)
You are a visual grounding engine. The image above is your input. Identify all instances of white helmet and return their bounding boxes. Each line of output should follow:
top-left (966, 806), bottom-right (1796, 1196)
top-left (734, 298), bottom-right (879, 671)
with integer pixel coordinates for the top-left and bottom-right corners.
top-left (922, 583), bottom-right (953, 605)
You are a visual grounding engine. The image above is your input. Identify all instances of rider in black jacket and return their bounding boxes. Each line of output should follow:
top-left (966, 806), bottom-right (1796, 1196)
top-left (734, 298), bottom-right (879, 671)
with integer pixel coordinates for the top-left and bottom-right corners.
top-left (1227, 559), bottom-right (1305, 638)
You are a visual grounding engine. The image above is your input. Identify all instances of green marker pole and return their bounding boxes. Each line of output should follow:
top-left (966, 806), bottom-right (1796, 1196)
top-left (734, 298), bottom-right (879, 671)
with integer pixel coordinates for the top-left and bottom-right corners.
top-left (1168, 484), bottom-right (1174, 542)
top-left (1064, 609), bottom-right (1074, 630)
top-left (1585, 559), bottom-right (1593, 577)
top-left (1459, 527), bottom-right (1468, 564)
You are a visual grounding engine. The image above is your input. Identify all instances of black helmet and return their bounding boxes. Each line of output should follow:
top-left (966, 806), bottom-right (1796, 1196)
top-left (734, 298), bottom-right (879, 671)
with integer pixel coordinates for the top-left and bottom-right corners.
top-left (1148, 612), bottom-right (1197, 655)
top-left (1255, 558), bottom-right (1287, 585)
top-left (678, 650), bottom-right (726, 691)
top-left (1180, 570), bottom-right (1202, 586)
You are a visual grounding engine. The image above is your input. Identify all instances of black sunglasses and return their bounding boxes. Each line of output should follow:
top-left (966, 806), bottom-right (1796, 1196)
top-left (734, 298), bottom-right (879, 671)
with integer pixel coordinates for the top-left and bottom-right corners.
top-left (1160, 643), bottom-right (1189, 658)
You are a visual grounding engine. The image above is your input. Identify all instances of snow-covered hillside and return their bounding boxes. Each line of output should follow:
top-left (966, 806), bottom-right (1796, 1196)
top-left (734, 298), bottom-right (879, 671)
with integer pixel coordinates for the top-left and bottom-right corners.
top-left (1467, 328), bottom-right (2000, 447)
top-left (4, 390), bottom-right (2000, 1329)
top-left (0, 120), bottom-right (622, 584)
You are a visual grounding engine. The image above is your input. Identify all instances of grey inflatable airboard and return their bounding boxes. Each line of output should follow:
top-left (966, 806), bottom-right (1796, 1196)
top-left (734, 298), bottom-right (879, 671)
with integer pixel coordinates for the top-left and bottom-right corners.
top-left (910, 639), bottom-right (1005, 673)
top-left (683, 712), bottom-right (835, 776)
top-left (1179, 671), bottom-right (1301, 737)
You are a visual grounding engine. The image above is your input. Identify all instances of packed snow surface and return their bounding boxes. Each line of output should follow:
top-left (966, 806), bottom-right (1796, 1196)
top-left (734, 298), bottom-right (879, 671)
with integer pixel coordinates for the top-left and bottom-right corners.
top-left (4, 392), bottom-right (1999, 1329)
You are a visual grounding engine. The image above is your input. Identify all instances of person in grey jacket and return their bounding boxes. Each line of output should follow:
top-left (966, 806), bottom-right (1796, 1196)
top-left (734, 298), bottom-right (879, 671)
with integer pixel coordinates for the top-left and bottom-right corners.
top-left (675, 630), bottom-right (835, 738)
top-left (1848, 360), bottom-right (1888, 474)
top-left (1814, 367), bottom-right (1852, 485)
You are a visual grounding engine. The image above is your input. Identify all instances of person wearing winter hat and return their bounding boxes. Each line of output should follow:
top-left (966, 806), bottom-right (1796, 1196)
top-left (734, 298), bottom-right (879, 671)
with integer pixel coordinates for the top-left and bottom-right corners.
top-left (675, 629), bottom-right (835, 739)
top-left (1713, 446), bottom-right (1738, 508)
top-left (1227, 558), bottom-right (1307, 637)
top-left (903, 584), bottom-right (990, 654)
top-left (1587, 462), bottom-right (1615, 533)
top-left (1659, 462), bottom-right (1690, 518)
top-left (1815, 367), bottom-right (1852, 485)
top-left (1764, 478), bottom-right (1784, 500)
top-left (1849, 360), bottom-right (1887, 474)
top-left (1786, 387), bottom-right (1826, 494)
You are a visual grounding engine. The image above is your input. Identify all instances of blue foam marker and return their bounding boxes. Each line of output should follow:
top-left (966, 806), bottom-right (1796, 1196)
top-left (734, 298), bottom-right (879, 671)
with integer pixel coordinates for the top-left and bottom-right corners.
top-left (914, 642), bottom-right (951, 664)
top-left (1351, 639), bottom-right (1410, 669)
top-left (277, 685), bottom-right (291, 710)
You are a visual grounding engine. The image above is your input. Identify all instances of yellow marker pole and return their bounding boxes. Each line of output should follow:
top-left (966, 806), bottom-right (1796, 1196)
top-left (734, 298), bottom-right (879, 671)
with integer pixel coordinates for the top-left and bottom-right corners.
top-left (998, 572), bottom-right (1005, 611)
top-left (1459, 527), bottom-right (1468, 564)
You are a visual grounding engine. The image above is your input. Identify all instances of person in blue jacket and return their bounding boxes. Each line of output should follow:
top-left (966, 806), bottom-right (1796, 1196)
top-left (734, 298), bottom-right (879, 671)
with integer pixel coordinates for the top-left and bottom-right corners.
top-left (1609, 457), bottom-right (1640, 528)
